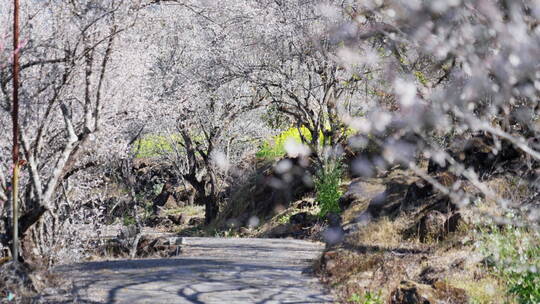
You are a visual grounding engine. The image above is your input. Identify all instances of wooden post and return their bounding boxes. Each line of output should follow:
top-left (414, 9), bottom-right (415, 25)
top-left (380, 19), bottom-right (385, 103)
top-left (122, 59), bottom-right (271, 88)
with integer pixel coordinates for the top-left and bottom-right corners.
top-left (11, 0), bottom-right (20, 262)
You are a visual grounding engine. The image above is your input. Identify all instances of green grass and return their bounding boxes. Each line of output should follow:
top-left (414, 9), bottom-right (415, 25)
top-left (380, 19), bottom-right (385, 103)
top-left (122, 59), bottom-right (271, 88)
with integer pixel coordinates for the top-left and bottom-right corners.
top-left (447, 276), bottom-right (507, 304)
top-left (277, 213), bottom-right (292, 225)
top-left (123, 215), bottom-right (136, 226)
top-left (315, 160), bottom-right (343, 218)
top-left (478, 220), bottom-right (540, 303)
top-left (349, 291), bottom-right (383, 304)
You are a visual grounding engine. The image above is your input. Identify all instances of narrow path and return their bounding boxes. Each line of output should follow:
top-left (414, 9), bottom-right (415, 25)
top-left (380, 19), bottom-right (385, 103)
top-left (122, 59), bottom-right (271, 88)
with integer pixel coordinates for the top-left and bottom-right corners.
top-left (56, 237), bottom-right (333, 304)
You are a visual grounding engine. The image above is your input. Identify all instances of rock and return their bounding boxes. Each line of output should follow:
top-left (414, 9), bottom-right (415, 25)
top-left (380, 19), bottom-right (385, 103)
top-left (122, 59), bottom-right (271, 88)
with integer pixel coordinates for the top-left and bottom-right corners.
top-left (188, 217), bottom-right (204, 226)
top-left (402, 179), bottom-right (433, 211)
top-left (168, 213), bottom-right (187, 225)
top-left (445, 212), bottom-right (464, 232)
top-left (118, 224), bottom-right (140, 239)
top-left (432, 281), bottom-right (470, 304)
top-left (436, 172), bottom-right (458, 188)
top-left (172, 183), bottom-right (196, 206)
top-left (389, 280), bottom-right (468, 304)
top-left (297, 200), bottom-right (315, 209)
top-left (136, 236), bottom-right (182, 258)
top-left (418, 210), bottom-right (446, 242)
top-left (145, 215), bottom-right (173, 228)
top-left (338, 178), bottom-right (368, 211)
top-left (429, 134), bottom-right (522, 177)
top-left (325, 212), bottom-right (342, 228)
top-left (406, 209), bottom-right (463, 243)
top-left (417, 266), bottom-right (446, 285)
top-left (163, 195), bottom-right (180, 209)
top-left (289, 212), bottom-right (318, 228)
top-left (153, 183), bottom-right (179, 211)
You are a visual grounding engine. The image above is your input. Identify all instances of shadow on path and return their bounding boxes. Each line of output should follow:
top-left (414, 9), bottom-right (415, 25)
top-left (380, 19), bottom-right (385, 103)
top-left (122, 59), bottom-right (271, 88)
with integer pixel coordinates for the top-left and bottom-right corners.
top-left (56, 238), bottom-right (332, 304)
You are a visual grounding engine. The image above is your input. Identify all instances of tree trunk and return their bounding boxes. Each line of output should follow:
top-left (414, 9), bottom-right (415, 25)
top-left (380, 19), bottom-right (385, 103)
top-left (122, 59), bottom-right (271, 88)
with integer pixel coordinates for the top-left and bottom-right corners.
top-left (203, 195), bottom-right (218, 224)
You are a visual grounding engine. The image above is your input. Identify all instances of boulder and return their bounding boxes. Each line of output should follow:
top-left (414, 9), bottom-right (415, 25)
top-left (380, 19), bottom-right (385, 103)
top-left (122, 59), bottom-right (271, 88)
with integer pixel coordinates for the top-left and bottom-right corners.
top-left (145, 215), bottom-right (173, 228)
top-left (289, 212), bottom-right (318, 228)
top-left (428, 134), bottom-right (522, 177)
top-left (389, 280), bottom-right (468, 304)
top-left (338, 178), bottom-right (369, 211)
top-left (172, 183), bottom-right (196, 206)
top-left (418, 210), bottom-right (447, 242)
top-left (417, 266), bottom-right (446, 285)
top-left (325, 212), bottom-right (342, 228)
top-left (402, 179), bottom-right (433, 211)
top-left (153, 183), bottom-right (181, 211)
top-left (168, 213), bottom-right (187, 225)
top-left (407, 210), bottom-right (463, 243)
top-left (188, 217), bottom-right (204, 226)
top-left (136, 236), bottom-right (182, 258)
top-left (297, 199), bottom-right (316, 209)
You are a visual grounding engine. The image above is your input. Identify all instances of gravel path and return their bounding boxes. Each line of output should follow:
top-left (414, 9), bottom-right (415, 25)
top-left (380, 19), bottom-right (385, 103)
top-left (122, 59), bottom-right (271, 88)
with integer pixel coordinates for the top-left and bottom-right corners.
top-left (55, 237), bottom-right (333, 304)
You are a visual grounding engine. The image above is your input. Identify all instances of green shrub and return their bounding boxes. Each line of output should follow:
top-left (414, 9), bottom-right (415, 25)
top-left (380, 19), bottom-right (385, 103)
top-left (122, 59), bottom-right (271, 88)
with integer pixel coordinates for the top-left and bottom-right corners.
top-left (349, 291), bottom-right (383, 304)
top-left (479, 222), bottom-right (540, 303)
top-left (256, 126), bottom-right (356, 159)
top-left (315, 160), bottom-right (343, 218)
top-left (123, 215), bottom-right (136, 226)
top-left (256, 126), bottom-right (315, 159)
top-left (132, 134), bottom-right (182, 158)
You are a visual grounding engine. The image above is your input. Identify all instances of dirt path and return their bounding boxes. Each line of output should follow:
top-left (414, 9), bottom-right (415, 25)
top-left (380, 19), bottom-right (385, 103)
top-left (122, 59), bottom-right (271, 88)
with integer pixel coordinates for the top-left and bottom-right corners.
top-left (55, 237), bottom-right (333, 304)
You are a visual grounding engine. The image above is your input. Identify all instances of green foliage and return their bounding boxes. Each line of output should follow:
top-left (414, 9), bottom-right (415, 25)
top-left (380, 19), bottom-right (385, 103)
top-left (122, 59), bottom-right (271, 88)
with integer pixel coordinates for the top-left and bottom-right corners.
top-left (349, 291), bottom-right (383, 304)
top-left (152, 183), bottom-right (164, 196)
top-left (315, 160), bottom-right (343, 218)
top-left (123, 215), bottom-right (136, 226)
top-left (277, 213), bottom-right (292, 224)
top-left (133, 134), bottom-right (182, 158)
top-left (256, 126), bottom-right (315, 159)
top-left (414, 70), bottom-right (428, 86)
top-left (256, 126), bottom-right (355, 159)
top-left (479, 222), bottom-right (540, 303)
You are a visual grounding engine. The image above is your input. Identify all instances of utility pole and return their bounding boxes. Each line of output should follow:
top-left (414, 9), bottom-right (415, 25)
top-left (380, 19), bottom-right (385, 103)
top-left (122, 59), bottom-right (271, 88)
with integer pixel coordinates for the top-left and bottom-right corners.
top-left (11, 0), bottom-right (20, 262)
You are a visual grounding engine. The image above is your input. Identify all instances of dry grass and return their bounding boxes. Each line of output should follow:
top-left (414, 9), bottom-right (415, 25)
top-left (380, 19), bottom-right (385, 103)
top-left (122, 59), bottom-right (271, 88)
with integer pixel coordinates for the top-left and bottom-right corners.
top-left (163, 205), bottom-right (204, 217)
top-left (253, 198), bottom-right (321, 237)
top-left (486, 176), bottom-right (531, 202)
top-left (217, 159), bottom-right (274, 224)
top-left (346, 216), bottom-right (412, 248)
top-left (446, 273), bottom-right (512, 304)
top-left (341, 180), bottom-right (386, 224)
top-left (319, 170), bottom-right (530, 303)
